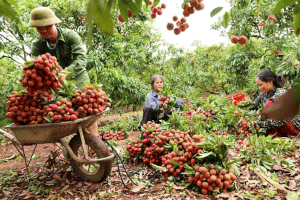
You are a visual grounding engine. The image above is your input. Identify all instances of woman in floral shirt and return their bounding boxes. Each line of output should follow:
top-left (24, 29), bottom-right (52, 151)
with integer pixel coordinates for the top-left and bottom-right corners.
top-left (251, 69), bottom-right (300, 137)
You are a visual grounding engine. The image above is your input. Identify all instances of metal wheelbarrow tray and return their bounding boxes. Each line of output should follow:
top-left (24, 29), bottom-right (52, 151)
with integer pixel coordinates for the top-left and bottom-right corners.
top-left (5, 113), bottom-right (101, 145)
top-left (0, 112), bottom-right (114, 182)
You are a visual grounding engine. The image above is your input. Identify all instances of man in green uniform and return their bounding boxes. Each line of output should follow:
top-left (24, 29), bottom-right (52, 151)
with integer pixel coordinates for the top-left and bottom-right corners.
top-left (28, 6), bottom-right (89, 89)
top-left (28, 7), bottom-right (98, 135)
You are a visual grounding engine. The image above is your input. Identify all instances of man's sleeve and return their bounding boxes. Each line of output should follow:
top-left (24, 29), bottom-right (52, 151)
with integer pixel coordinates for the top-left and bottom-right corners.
top-left (31, 40), bottom-right (42, 57)
top-left (65, 31), bottom-right (87, 78)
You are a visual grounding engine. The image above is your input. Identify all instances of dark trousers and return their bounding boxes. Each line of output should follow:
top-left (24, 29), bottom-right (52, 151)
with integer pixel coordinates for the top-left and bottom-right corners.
top-left (140, 108), bottom-right (170, 125)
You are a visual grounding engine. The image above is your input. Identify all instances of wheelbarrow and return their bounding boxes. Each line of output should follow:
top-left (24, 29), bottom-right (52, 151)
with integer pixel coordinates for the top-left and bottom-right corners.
top-left (0, 112), bottom-right (114, 182)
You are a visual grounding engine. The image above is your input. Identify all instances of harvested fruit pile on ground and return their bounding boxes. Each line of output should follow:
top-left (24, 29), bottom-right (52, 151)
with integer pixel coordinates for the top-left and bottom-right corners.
top-left (126, 123), bottom-right (237, 194)
top-left (103, 130), bottom-right (127, 141)
top-left (5, 54), bottom-right (110, 125)
top-left (21, 53), bottom-right (63, 98)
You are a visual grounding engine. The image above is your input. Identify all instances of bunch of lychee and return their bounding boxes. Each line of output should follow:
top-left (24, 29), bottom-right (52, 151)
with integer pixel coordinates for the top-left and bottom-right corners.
top-left (5, 91), bottom-right (44, 125)
top-left (231, 36), bottom-right (248, 45)
top-left (187, 165), bottom-right (237, 194)
top-left (150, 2), bottom-right (167, 19)
top-left (40, 99), bottom-right (78, 124)
top-left (70, 86), bottom-right (110, 117)
top-left (158, 95), bottom-right (171, 112)
top-left (21, 53), bottom-right (63, 99)
top-left (103, 130), bottom-right (126, 141)
top-left (167, 0), bottom-right (204, 35)
top-left (78, 16), bottom-right (87, 21)
top-left (118, 9), bottom-right (133, 23)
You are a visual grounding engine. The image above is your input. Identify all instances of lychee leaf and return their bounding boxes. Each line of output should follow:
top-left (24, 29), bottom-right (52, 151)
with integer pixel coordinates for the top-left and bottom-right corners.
top-left (170, 158), bottom-right (180, 167)
top-left (230, 164), bottom-right (240, 176)
top-left (293, 12), bottom-right (300, 35)
top-left (106, 0), bottom-right (115, 10)
top-left (153, 0), bottom-right (160, 7)
top-left (196, 152), bottom-right (213, 159)
top-left (43, 117), bottom-right (53, 123)
top-left (258, 165), bottom-right (267, 173)
top-left (223, 11), bottom-right (230, 29)
top-left (118, 0), bottom-right (129, 22)
top-left (181, 172), bottom-right (195, 175)
top-left (120, 0), bottom-right (138, 15)
top-left (183, 163), bottom-right (195, 171)
top-left (247, 163), bottom-right (256, 168)
top-left (172, 143), bottom-right (179, 155)
top-left (136, 0), bottom-right (143, 11)
top-left (152, 164), bottom-right (167, 172)
top-left (0, 0), bottom-right (19, 22)
top-left (143, 0), bottom-right (149, 6)
top-left (210, 7), bottom-right (223, 18)
top-left (24, 61), bottom-right (34, 67)
top-left (273, 0), bottom-right (297, 15)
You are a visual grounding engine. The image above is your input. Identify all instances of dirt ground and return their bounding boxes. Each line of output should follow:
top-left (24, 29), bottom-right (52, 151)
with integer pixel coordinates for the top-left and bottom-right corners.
top-left (0, 111), bottom-right (299, 200)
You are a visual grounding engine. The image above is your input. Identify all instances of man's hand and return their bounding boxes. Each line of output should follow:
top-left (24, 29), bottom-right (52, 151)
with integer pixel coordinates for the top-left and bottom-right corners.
top-left (61, 71), bottom-right (70, 82)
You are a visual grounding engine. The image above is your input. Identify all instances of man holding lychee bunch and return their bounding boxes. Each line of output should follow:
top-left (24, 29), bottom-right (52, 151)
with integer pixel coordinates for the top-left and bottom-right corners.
top-left (28, 7), bottom-right (89, 89)
top-left (28, 7), bottom-right (98, 135)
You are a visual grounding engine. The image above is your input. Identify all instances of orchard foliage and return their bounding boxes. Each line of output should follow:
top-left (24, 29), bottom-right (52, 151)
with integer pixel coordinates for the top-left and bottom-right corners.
top-left (2, 0), bottom-right (300, 122)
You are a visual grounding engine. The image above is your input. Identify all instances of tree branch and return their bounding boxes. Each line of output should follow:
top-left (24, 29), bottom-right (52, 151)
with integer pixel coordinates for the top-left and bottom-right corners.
top-left (3, 20), bottom-right (28, 61)
top-left (0, 55), bottom-right (21, 64)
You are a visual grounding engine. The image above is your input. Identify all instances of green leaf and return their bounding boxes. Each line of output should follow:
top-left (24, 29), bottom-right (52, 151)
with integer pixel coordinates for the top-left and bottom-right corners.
top-left (152, 164), bottom-right (167, 172)
top-left (143, 0), bottom-right (149, 6)
top-left (183, 163), bottom-right (195, 171)
top-left (24, 61), bottom-right (34, 66)
top-left (247, 163), bottom-right (256, 168)
top-left (136, 0), bottom-right (143, 11)
top-left (262, 162), bottom-right (272, 170)
top-left (118, 0), bottom-right (129, 22)
top-left (223, 11), bottom-right (230, 28)
top-left (293, 12), bottom-right (300, 33)
top-left (210, 7), bottom-right (223, 17)
top-left (87, 0), bottom-right (114, 51)
top-left (181, 172), bottom-right (195, 176)
top-left (170, 158), bottom-right (180, 167)
top-left (153, 0), bottom-right (160, 7)
top-left (43, 117), bottom-right (53, 123)
top-left (0, 0), bottom-right (19, 21)
top-left (106, 0), bottom-right (115, 10)
top-left (273, 0), bottom-right (298, 15)
top-left (173, 143), bottom-right (179, 155)
top-left (196, 152), bottom-right (213, 159)
top-left (83, 81), bottom-right (93, 87)
top-left (230, 164), bottom-right (240, 176)
top-left (258, 165), bottom-right (267, 173)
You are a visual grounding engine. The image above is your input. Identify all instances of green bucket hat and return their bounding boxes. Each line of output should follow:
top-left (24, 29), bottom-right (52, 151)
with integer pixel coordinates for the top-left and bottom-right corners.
top-left (28, 7), bottom-right (61, 27)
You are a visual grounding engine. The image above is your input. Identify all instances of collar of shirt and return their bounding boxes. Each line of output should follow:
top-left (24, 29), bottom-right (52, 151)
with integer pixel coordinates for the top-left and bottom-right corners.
top-left (263, 87), bottom-right (277, 98)
top-left (151, 91), bottom-right (159, 98)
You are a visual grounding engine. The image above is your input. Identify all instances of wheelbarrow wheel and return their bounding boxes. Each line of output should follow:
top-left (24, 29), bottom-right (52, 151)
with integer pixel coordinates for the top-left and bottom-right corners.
top-left (68, 131), bottom-right (112, 182)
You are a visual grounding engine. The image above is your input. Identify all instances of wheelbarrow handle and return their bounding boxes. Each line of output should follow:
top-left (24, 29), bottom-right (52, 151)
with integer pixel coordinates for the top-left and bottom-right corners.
top-left (0, 128), bottom-right (18, 143)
